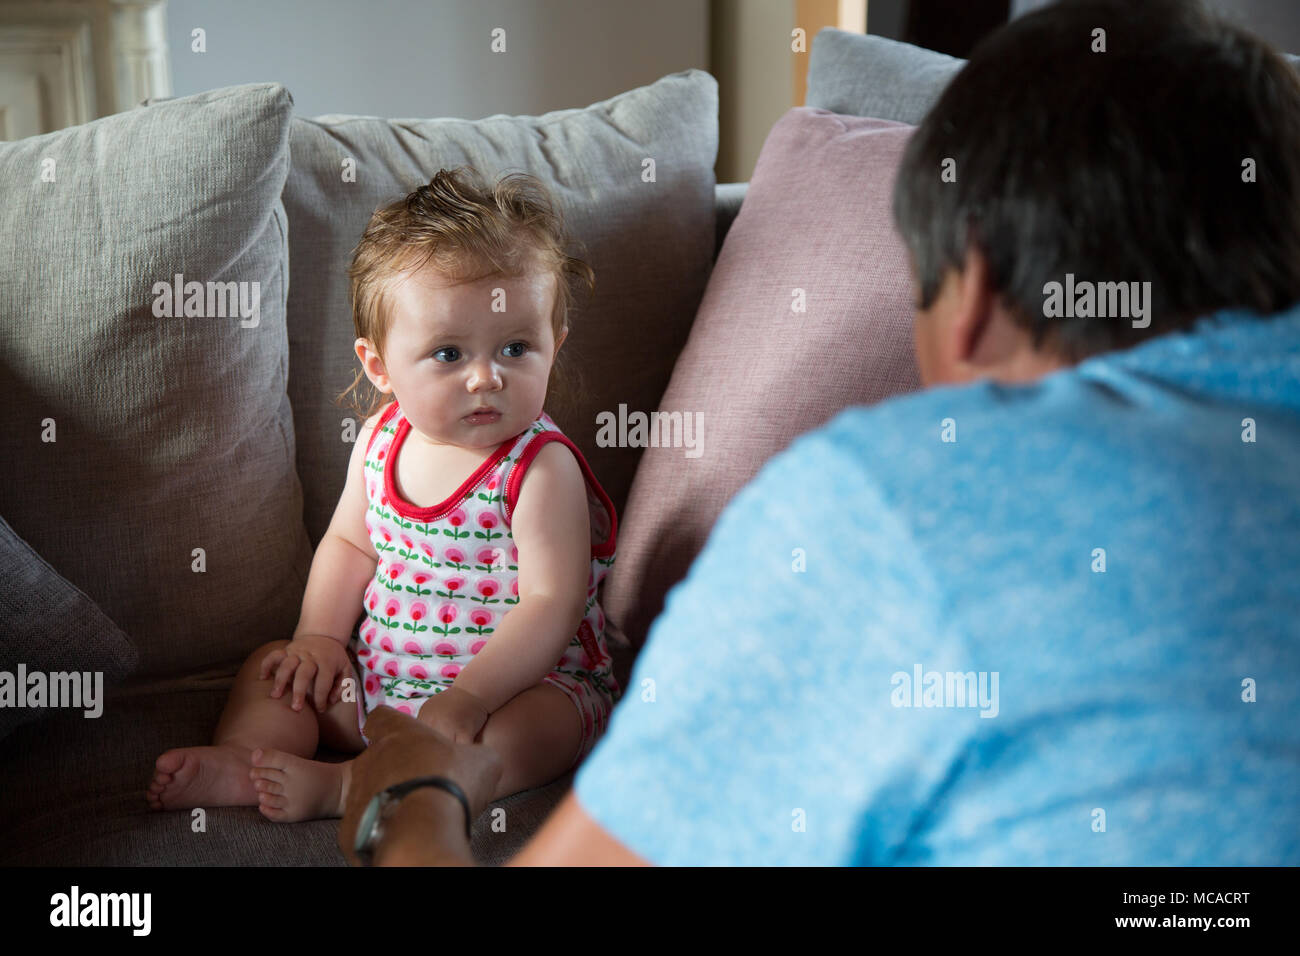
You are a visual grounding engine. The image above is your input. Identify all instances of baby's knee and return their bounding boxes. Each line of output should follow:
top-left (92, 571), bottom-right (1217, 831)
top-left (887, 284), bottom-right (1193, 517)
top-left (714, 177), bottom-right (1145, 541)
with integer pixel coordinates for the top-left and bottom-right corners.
top-left (238, 639), bottom-right (292, 677)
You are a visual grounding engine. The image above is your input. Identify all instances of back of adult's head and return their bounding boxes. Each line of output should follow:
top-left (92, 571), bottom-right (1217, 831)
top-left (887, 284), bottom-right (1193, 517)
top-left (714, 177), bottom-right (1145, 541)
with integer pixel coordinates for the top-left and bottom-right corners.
top-left (892, 0), bottom-right (1300, 361)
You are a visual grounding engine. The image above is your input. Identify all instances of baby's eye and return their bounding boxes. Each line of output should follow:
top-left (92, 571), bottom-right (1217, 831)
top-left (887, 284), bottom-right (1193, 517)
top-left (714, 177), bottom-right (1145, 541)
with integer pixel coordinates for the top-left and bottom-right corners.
top-left (433, 347), bottom-right (460, 363)
top-left (502, 342), bottom-right (528, 358)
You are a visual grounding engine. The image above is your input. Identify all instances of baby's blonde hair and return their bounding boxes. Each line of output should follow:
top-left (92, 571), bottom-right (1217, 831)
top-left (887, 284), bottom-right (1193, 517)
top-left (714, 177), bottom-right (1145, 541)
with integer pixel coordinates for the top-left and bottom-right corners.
top-left (336, 166), bottom-right (595, 423)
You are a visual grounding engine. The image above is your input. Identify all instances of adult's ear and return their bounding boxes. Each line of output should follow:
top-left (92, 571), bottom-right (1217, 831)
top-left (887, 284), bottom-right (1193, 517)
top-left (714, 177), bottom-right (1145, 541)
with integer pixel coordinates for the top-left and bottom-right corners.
top-left (950, 243), bottom-right (1000, 368)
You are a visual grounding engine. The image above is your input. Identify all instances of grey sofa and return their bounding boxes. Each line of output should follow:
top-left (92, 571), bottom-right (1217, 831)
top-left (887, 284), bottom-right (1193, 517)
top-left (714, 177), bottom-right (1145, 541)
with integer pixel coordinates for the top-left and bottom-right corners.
top-left (0, 69), bottom-right (747, 865)
top-left (1, 30), bottom-right (974, 866)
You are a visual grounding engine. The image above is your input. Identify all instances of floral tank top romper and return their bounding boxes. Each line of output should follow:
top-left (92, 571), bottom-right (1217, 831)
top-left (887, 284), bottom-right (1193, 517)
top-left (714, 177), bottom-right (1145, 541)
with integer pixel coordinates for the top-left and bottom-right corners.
top-left (346, 401), bottom-right (621, 772)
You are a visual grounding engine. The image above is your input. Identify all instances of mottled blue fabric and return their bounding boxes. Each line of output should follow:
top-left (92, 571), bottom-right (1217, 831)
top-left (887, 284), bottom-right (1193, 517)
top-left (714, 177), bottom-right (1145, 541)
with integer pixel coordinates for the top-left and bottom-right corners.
top-left (575, 304), bottom-right (1300, 865)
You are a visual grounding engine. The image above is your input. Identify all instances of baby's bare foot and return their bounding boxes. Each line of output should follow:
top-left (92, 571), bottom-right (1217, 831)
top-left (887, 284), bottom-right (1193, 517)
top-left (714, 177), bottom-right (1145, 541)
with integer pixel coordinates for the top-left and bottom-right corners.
top-left (147, 745), bottom-right (258, 811)
top-left (249, 748), bottom-right (350, 822)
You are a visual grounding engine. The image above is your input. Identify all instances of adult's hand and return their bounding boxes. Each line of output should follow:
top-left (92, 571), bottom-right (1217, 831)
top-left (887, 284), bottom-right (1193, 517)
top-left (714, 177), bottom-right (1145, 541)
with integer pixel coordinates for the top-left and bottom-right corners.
top-left (338, 704), bottom-right (503, 866)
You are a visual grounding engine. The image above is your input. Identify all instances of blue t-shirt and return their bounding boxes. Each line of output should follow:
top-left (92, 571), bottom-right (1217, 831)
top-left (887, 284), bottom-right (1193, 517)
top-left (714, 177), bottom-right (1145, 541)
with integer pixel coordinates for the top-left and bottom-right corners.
top-left (574, 304), bottom-right (1300, 865)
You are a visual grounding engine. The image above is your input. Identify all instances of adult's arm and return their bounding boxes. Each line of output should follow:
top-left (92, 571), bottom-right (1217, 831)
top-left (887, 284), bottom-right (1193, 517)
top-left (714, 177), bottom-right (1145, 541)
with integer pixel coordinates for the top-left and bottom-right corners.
top-left (342, 412), bottom-right (964, 866)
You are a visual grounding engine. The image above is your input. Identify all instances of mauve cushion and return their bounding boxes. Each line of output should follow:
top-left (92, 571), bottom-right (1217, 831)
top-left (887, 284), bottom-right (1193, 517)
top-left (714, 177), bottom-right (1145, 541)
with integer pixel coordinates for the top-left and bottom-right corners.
top-left (603, 107), bottom-right (922, 650)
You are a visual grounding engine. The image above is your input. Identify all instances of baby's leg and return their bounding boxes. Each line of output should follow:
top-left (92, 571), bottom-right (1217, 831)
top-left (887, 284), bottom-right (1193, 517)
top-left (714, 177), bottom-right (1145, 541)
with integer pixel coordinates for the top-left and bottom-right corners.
top-left (147, 639), bottom-right (363, 812)
top-left (476, 682), bottom-right (585, 805)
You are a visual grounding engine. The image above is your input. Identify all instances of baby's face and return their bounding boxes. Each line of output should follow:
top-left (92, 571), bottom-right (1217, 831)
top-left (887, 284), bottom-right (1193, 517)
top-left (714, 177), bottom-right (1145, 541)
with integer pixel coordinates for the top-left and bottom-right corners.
top-left (367, 259), bottom-right (564, 450)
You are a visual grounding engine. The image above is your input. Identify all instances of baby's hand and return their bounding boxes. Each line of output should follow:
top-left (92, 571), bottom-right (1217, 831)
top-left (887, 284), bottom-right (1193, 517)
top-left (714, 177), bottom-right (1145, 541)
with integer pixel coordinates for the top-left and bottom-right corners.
top-left (259, 634), bottom-right (352, 713)
top-left (415, 686), bottom-right (491, 744)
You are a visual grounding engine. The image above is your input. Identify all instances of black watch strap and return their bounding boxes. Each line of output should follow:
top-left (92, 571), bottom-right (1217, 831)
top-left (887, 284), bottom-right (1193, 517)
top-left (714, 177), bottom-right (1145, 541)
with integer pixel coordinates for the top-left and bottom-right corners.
top-left (387, 775), bottom-right (473, 841)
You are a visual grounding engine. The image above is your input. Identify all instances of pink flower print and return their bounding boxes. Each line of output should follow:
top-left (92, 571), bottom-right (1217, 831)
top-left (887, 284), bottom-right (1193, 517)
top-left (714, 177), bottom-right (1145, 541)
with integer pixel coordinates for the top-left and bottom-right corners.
top-left (364, 519), bottom-right (373, 536)
top-left (444, 547), bottom-right (466, 564)
top-left (435, 641), bottom-right (458, 656)
top-left (487, 474), bottom-right (499, 491)
top-left (420, 541), bottom-right (435, 561)
top-left (396, 703), bottom-right (412, 715)
top-left (476, 547), bottom-right (499, 568)
top-left (400, 533), bottom-right (414, 550)
top-left (357, 645), bottom-right (371, 658)
top-left (410, 600), bottom-right (428, 622)
top-left (470, 639), bottom-right (487, 655)
top-left (477, 511), bottom-right (498, 530)
top-left (511, 578), bottom-right (519, 596)
top-left (469, 608), bottom-right (493, 628)
top-left (384, 598), bottom-right (401, 618)
top-left (379, 526), bottom-right (393, 544)
top-left (440, 663), bottom-right (461, 679)
top-left (409, 663), bottom-right (429, 681)
top-left (384, 659), bottom-right (400, 677)
top-left (511, 545), bottom-right (518, 562)
top-left (365, 657), bottom-right (377, 671)
top-left (376, 443), bottom-right (387, 461)
top-left (403, 640), bottom-right (423, 655)
top-left (477, 578), bottom-right (499, 599)
top-left (447, 507), bottom-right (467, 527)
top-left (442, 576), bottom-right (464, 597)
top-left (365, 674), bottom-right (381, 696)
top-left (411, 571), bottom-right (432, 586)
top-left (576, 621), bottom-right (602, 669)
top-left (380, 635), bottom-right (395, 653)
top-left (437, 604), bottom-right (458, 624)
top-left (386, 562), bottom-right (405, 581)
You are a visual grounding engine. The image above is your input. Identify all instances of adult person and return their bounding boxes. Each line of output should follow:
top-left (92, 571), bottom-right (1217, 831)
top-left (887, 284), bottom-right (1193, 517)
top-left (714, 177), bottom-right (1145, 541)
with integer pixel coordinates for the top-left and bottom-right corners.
top-left (338, 0), bottom-right (1300, 866)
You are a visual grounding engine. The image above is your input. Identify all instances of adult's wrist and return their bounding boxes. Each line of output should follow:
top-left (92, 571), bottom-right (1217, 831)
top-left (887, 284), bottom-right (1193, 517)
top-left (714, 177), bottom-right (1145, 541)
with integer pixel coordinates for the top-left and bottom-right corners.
top-left (373, 786), bottom-right (473, 867)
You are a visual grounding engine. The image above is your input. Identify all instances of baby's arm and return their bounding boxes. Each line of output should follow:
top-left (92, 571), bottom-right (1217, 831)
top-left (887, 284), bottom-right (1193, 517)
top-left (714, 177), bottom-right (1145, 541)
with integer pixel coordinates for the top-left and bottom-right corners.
top-left (450, 441), bottom-right (591, 714)
top-left (261, 407), bottom-right (385, 712)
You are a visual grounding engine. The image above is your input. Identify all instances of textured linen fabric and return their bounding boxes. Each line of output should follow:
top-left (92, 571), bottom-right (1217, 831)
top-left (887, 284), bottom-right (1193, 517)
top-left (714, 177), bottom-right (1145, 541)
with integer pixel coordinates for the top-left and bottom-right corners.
top-left (0, 515), bottom-right (139, 739)
top-left (604, 108), bottom-right (920, 652)
top-left (0, 82), bottom-right (312, 679)
top-left (282, 69), bottom-right (719, 554)
top-left (0, 670), bottom-right (619, 865)
top-left (576, 304), bottom-right (1300, 866)
top-left (806, 29), bottom-right (964, 124)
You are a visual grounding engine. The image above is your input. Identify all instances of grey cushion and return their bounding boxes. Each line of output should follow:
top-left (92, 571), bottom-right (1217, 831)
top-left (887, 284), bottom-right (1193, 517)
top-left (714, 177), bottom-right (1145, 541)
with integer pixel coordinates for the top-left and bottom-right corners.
top-left (808, 27), bottom-right (1300, 125)
top-left (806, 28), bottom-right (964, 124)
top-left (283, 69), bottom-right (719, 549)
top-left (0, 82), bottom-right (313, 680)
top-left (0, 515), bottom-right (139, 739)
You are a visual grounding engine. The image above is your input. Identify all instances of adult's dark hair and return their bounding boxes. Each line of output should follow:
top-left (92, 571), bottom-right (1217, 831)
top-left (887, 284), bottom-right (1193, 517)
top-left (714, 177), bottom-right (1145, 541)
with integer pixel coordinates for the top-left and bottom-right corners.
top-left (892, 0), bottom-right (1300, 360)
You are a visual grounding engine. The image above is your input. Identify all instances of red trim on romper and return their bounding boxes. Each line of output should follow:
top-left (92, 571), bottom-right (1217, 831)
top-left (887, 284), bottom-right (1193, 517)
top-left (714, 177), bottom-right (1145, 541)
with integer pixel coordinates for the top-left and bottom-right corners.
top-left (365, 401), bottom-right (401, 457)
top-left (382, 401), bottom-right (517, 521)
top-left (503, 429), bottom-right (618, 560)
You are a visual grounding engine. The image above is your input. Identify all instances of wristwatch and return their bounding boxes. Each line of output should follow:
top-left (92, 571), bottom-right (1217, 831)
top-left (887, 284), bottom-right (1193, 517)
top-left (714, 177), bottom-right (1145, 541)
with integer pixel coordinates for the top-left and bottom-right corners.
top-left (353, 775), bottom-right (472, 866)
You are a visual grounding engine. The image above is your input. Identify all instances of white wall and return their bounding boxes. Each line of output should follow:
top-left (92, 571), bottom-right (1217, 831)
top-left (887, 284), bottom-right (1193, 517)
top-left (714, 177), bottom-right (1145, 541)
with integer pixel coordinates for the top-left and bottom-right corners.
top-left (165, 0), bottom-right (708, 120)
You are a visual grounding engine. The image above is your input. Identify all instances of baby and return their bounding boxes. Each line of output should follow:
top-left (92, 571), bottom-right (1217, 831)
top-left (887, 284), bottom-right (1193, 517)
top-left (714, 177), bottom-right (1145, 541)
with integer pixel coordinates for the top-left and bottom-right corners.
top-left (147, 166), bottom-right (621, 822)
